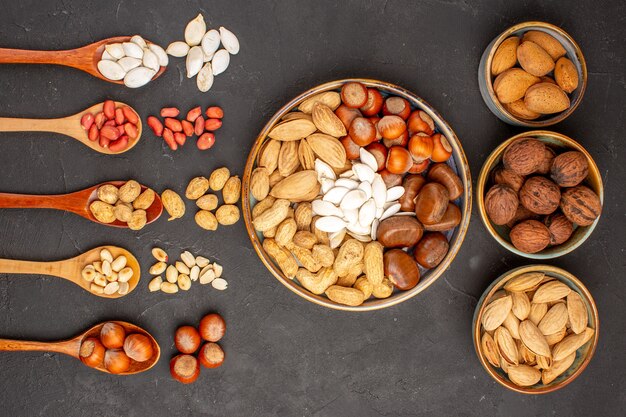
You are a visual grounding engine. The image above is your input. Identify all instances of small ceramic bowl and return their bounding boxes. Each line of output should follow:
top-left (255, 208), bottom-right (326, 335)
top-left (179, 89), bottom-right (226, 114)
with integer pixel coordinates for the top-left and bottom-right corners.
top-left (242, 79), bottom-right (472, 311)
top-left (478, 21), bottom-right (587, 127)
top-left (476, 131), bottom-right (603, 259)
top-left (472, 265), bottom-right (599, 394)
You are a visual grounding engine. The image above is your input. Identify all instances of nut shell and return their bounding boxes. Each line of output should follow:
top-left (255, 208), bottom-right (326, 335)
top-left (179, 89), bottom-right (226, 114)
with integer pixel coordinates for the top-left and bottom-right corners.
top-left (493, 166), bottom-right (525, 193)
top-left (383, 249), bottom-right (420, 291)
top-left (544, 213), bottom-right (574, 245)
top-left (550, 151), bottom-right (589, 187)
top-left (503, 138), bottom-right (546, 176)
top-left (535, 146), bottom-right (556, 175)
top-left (485, 184), bottom-right (519, 225)
top-left (560, 186), bottom-right (602, 226)
top-left (510, 220), bottom-right (551, 253)
top-left (519, 176), bottom-right (560, 215)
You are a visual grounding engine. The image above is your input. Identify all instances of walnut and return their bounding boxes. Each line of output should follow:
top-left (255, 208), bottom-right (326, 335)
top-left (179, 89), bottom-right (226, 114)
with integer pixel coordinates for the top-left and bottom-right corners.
top-left (550, 151), bottom-right (589, 187)
top-left (519, 176), bottom-right (561, 215)
top-left (535, 146), bottom-right (556, 175)
top-left (506, 204), bottom-right (540, 228)
top-left (560, 185), bottom-right (602, 226)
top-left (544, 213), bottom-right (574, 245)
top-left (492, 166), bottom-right (525, 193)
top-left (503, 138), bottom-right (546, 176)
top-left (509, 220), bottom-right (551, 253)
top-left (485, 184), bottom-right (519, 225)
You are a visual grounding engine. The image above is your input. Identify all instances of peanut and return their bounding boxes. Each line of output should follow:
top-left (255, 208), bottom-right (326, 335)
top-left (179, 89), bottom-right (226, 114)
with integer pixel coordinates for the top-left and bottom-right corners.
top-left (354, 277), bottom-right (373, 299)
top-left (196, 194), bottom-right (218, 211)
top-left (296, 267), bottom-right (338, 295)
top-left (311, 244), bottom-right (334, 268)
top-left (195, 210), bottom-right (218, 230)
top-left (263, 238), bottom-right (298, 279)
top-left (275, 218), bottom-right (297, 247)
top-left (209, 167), bottom-right (230, 191)
top-left (128, 209), bottom-right (147, 230)
top-left (363, 242), bottom-right (384, 286)
top-left (90, 201), bottom-right (116, 223)
top-left (287, 243), bottom-right (322, 273)
top-left (133, 188), bottom-right (155, 210)
top-left (325, 285), bottom-right (365, 306)
top-left (97, 184), bottom-right (119, 204)
top-left (263, 226), bottom-right (277, 238)
top-left (252, 196), bottom-right (276, 219)
top-left (333, 239), bottom-right (364, 277)
top-left (336, 262), bottom-right (363, 287)
top-left (114, 202), bottom-right (133, 222)
top-left (119, 180), bottom-right (141, 203)
top-left (186, 176), bottom-right (210, 200)
top-left (372, 278), bottom-right (394, 299)
top-left (215, 205), bottom-right (240, 225)
top-left (161, 189), bottom-right (185, 221)
top-left (292, 231), bottom-right (317, 249)
top-left (252, 199), bottom-right (290, 232)
top-left (222, 176), bottom-right (241, 204)
top-left (294, 202), bottom-right (312, 231)
top-left (311, 216), bottom-right (330, 245)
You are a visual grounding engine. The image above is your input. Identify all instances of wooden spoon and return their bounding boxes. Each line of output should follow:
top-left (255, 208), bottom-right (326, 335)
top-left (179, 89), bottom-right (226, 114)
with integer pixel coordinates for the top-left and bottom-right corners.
top-left (0, 101), bottom-right (142, 154)
top-left (0, 321), bottom-right (160, 375)
top-left (0, 180), bottom-right (163, 228)
top-left (0, 245), bottom-right (140, 298)
top-left (0, 36), bottom-right (166, 84)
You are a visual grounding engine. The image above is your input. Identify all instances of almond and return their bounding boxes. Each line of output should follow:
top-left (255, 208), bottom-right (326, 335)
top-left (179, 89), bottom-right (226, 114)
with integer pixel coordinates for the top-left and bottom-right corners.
top-left (545, 326), bottom-right (567, 346)
top-left (504, 272), bottom-right (545, 292)
top-left (503, 99), bottom-right (541, 120)
top-left (552, 327), bottom-right (594, 362)
top-left (528, 302), bottom-right (548, 325)
top-left (298, 91), bottom-right (342, 114)
top-left (508, 365), bottom-right (541, 387)
top-left (312, 103), bottom-right (347, 138)
top-left (542, 352), bottom-right (576, 384)
top-left (503, 311), bottom-right (521, 339)
top-left (481, 332), bottom-right (501, 368)
top-left (519, 320), bottom-right (551, 358)
top-left (554, 57), bottom-right (579, 93)
top-left (532, 280), bottom-right (571, 304)
top-left (481, 295), bottom-right (513, 331)
top-left (306, 133), bottom-right (347, 168)
top-left (493, 68), bottom-right (540, 104)
top-left (270, 170), bottom-right (321, 202)
top-left (297, 139), bottom-right (316, 170)
top-left (258, 139), bottom-right (281, 174)
top-left (522, 31), bottom-right (566, 61)
top-left (517, 41), bottom-right (555, 77)
top-left (268, 118), bottom-right (317, 141)
top-left (495, 326), bottom-right (519, 365)
top-left (491, 36), bottom-right (520, 76)
top-left (278, 140), bottom-right (300, 177)
top-left (524, 82), bottom-right (570, 114)
top-left (282, 111), bottom-right (312, 122)
top-left (567, 292), bottom-right (588, 334)
top-left (511, 291), bottom-right (531, 320)
top-left (538, 302), bottom-right (568, 335)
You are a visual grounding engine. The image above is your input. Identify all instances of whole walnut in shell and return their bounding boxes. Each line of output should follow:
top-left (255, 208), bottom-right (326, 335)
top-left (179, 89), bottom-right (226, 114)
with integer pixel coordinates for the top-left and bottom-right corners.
top-left (503, 138), bottom-right (546, 176)
top-left (485, 184), bottom-right (519, 225)
top-left (506, 204), bottom-right (540, 228)
top-left (519, 176), bottom-right (561, 215)
top-left (509, 219), bottom-right (551, 253)
top-left (492, 166), bottom-right (525, 193)
top-left (560, 185), bottom-right (602, 226)
top-left (535, 146), bottom-right (556, 175)
top-left (550, 151), bottom-right (589, 187)
top-left (544, 213), bottom-right (574, 245)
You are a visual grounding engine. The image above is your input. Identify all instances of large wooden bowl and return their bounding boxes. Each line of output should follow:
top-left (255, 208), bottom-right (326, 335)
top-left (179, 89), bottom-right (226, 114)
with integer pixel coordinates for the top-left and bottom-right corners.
top-left (242, 79), bottom-right (472, 311)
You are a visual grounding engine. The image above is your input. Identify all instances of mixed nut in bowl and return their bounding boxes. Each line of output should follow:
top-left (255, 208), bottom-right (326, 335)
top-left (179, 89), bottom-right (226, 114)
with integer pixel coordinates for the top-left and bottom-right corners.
top-left (472, 265), bottom-right (599, 394)
top-left (478, 21), bottom-right (587, 127)
top-left (242, 79), bottom-right (471, 311)
top-left (477, 131), bottom-right (603, 259)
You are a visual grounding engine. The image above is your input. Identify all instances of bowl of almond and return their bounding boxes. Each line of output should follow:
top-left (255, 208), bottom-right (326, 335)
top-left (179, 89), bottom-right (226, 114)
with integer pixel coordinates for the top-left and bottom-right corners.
top-left (478, 21), bottom-right (587, 127)
top-left (242, 79), bottom-right (471, 311)
top-left (473, 265), bottom-right (599, 393)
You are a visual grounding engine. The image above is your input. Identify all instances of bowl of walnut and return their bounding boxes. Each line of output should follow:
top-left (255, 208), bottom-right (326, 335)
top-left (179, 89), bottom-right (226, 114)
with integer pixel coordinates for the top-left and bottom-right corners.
top-left (476, 131), bottom-right (603, 259)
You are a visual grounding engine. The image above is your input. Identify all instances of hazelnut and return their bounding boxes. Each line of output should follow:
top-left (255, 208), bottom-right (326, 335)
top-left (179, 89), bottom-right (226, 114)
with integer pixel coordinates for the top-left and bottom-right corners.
top-left (519, 176), bottom-right (561, 215)
top-left (544, 213), bottom-right (574, 245)
top-left (535, 146), bottom-right (556, 175)
top-left (503, 138), bottom-right (546, 176)
top-left (550, 151), bottom-right (589, 187)
top-left (492, 166), bottom-right (525, 193)
top-left (560, 185), bottom-right (602, 226)
top-left (509, 220), bottom-right (551, 253)
top-left (485, 184), bottom-right (519, 225)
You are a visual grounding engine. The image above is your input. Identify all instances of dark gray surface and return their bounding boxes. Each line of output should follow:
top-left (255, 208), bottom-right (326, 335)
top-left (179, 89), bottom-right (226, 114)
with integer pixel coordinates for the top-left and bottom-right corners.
top-left (0, 0), bottom-right (624, 415)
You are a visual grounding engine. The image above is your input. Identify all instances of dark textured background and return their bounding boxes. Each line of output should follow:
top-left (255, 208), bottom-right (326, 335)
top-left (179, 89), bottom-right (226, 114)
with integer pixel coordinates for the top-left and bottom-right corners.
top-left (0, 0), bottom-right (624, 416)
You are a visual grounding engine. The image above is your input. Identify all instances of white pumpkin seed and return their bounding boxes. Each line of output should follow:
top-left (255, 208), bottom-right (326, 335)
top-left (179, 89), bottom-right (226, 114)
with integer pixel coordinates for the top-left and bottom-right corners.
top-left (122, 42), bottom-right (144, 59)
top-left (315, 216), bottom-right (346, 233)
top-left (101, 50), bottom-right (116, 61)
top-left (371, 175), bottom-right (387, 208)
top-left (370, 219), bottom-right (379, 240)
top-left (186, 46), bottom-right (204, 78)
top-left (380, 203), bottom-right (401, 221)
top-left (203, 49), bottom-right (214, 62)
top-left (166, 41), bottom-right (190, 57)
top-left (376, 206), bottom-right (384, 218)
top-left (347, 231), bottom-right (372, 243)
top-left (358, 181), bottom-right (372, 200)
top-left (342, 208), bottom-right (358, 224)
top-left (320, 178), bottom-right (335, 194)
top-left (124, 66), bottom-right (155, 88)
top-left (149, 43), bottom-right (169, 66)
top-left (185, 14), bottom-right (206, 46)
top-left (323, 187), bottom-right (350, 205)
top-left (118, 56), bottom-right (142, 72)
top-left (142, 49), bottom-right (160, 71)
top-left (339, 170), bottom-right (354, 178)
top-left (335, 178), bottom-right (359, 190)
top-left (352, 163), bottom-right (375, 183)
top-left (219, 26), bottom-right (240, 54)
top-left (340, 189), bottom-right (367, 210)
top-left (347, 222), bottom-right (370, 236)
top-left (97, 60), bottom-right (126, 80)
top-left (329, 228), bottom-right (347, 249)
top-left (197, 63), bottom-right (214, 92)
top-left (201, 29), bottom-right (221, 57)
top-left (358, 199), bottom-right (376, 227)
top-left (104, 43), bottom-right (125, 59)
top-left (359, 148), bottom-right (379, 172)
top-left (386, 186), bottom-right (405, 202)
top-left (212, 278), bottom-right (228, 291)
top-left (315, 159), bottom-right (336, 181)
top-left (130, 35), bottom-right (147, 48)
top-left (312, 200), bottom-right (343, 217)
top-left (211, 49), bottom-right (230, 75)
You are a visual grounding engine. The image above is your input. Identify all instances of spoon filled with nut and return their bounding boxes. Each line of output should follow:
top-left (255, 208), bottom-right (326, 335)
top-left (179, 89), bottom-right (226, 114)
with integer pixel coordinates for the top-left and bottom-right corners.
top-left (0, 321), bottom-right (160, 375)
top-left (0, 246), bottom-right (140, 298)
top-left (0, 180), bottom-right (163, 228)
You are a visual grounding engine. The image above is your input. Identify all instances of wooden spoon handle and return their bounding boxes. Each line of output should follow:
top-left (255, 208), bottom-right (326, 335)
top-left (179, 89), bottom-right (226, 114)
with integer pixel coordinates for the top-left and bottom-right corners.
top-left (0, 47), bottom-right (80, 66)
top-left (0, 117), bottom-right (77, 134)
top-left (0, 259), bottom-right (64, 277)
top-left (0, 337), bottom-right (79, 357)
top-left (0, 192), bottom-right (86, 214)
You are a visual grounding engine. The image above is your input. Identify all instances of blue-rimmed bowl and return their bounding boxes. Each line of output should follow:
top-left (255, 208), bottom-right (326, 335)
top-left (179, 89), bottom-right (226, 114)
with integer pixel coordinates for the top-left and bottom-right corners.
top-left (472, 265), bottom-right (599, 394)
